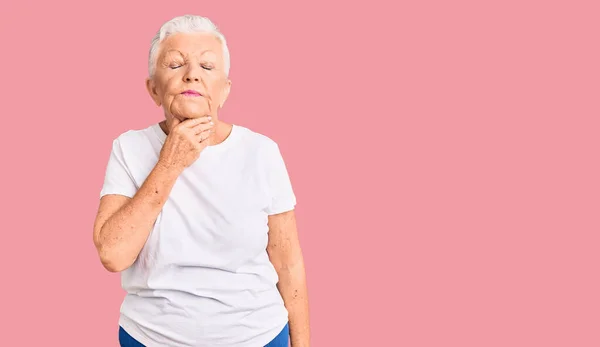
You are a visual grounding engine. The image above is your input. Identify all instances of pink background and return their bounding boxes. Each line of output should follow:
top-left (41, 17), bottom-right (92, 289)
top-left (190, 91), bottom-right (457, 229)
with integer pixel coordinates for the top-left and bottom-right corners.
top-left (1, 0), bottom-right (598, 346)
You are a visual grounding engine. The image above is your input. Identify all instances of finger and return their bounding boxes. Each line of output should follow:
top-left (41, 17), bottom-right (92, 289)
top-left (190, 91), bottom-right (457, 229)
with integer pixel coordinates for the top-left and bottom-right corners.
top-left (192, 122), bottom-right (214, 134)
top-left (198, 132), bottom-right (212, 148)
top-left (198, 139), bottom-right (210, 150)
top-left (183, 116), bottom-right (212, 128)
top-left (169, 117), bottom-right (181, 131)
top-left (196, 128), bottom-right (213, 142)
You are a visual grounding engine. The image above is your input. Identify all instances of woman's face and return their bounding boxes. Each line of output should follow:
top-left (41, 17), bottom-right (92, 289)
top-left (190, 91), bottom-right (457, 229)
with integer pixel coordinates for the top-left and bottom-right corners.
top-left (146, 32), bottom-right (231, 122)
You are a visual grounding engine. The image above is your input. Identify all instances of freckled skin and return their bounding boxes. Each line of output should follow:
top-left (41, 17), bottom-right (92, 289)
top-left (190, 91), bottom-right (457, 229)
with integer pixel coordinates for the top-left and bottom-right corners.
top-left (146, 32), bottom-right (232, 145)
top-left (94, 33), bottom-right (231, 272)
top-left (267, 210), bottom-right (311, 346)
top-left (94, 31), bottom-right (310, 346)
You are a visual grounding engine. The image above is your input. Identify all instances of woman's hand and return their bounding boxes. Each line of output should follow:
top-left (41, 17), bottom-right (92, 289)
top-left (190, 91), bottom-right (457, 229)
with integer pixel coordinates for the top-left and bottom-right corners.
top-left (158, 116), bottom-right (214, 172)
top-left (93, 116), bottom-right (213, 272)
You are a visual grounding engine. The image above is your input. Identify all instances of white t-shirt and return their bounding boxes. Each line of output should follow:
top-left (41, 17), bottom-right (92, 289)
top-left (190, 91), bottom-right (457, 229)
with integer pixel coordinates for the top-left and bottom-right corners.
top-left (99, 123), bottom-right (296, 347)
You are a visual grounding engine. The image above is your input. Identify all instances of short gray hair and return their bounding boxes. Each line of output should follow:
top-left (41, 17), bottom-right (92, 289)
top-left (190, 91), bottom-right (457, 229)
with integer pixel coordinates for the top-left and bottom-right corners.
top-left (148, 15), bottom-right (230, 78)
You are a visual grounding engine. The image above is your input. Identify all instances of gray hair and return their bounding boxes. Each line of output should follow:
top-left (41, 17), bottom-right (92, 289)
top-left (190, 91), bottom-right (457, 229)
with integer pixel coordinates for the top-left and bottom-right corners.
top-left (148, 15), bottom-right (230, 78)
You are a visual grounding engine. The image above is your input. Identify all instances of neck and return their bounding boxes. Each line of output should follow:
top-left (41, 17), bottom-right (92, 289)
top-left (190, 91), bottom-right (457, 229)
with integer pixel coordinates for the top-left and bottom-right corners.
top-left (159, 119), bottom-right (233, 146)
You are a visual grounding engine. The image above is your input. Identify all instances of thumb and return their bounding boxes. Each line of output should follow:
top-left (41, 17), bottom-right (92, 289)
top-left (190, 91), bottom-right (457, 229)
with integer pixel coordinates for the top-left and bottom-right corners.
top-left (169, 117), bottom-right (181, 131)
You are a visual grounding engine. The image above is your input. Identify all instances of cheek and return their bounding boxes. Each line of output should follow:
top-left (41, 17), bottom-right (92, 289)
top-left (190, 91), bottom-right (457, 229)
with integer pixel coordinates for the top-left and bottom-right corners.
top-left (159, 77), bottom-right (179, 101)
top-left (207, 80), bottom-right (226, 99)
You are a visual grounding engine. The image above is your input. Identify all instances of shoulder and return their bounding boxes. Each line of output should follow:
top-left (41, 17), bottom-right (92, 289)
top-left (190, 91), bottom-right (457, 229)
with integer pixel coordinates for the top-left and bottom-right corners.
top-left (234, 125), bottom-right (291, 178)
top-left (110, 124), bottom-right (156, 150)
top-left (235, 124), bottom-right (281, 154)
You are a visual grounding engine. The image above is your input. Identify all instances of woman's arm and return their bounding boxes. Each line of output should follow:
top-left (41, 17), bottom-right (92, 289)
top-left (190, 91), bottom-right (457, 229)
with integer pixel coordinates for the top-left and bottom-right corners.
top-left (93, 117), bottom-right (212, 272)
top-left (267, 210), bottom-right (310, 347)
top-left (93, 163), bottom-right (180, 272)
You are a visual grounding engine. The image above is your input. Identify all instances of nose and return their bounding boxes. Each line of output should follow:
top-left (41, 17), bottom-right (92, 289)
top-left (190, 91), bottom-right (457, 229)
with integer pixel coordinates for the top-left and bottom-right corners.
top-left (184, 75), bottom-right (199, 82)
top-left (183, 66), bottom-right (200, 82)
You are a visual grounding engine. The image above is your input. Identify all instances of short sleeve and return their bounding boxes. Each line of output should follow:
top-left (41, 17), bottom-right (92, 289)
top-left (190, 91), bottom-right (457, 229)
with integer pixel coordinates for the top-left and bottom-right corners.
top-left (99, 138), bottom-right (138, 199)
top-left (265, 143), bottom-right (297, 215)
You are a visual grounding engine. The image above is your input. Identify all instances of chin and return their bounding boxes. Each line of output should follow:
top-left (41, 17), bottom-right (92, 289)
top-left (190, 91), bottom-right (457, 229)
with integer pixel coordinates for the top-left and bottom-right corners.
top-left (183, 107), bottom-right (209, 118)
top-left (170, 113), bottom-right (201, 121)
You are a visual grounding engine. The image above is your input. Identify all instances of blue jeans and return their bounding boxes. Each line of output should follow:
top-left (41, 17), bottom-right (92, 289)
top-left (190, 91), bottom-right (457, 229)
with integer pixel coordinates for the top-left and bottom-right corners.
top-left (119, 323), bottom-right (289, 347)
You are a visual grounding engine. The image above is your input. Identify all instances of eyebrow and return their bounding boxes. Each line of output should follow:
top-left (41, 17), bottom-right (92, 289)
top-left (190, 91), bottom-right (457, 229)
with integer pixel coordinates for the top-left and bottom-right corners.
top-left (163, 49), bottom-right (216, 58)
top-left (162, 49), bottom-right (183, 58)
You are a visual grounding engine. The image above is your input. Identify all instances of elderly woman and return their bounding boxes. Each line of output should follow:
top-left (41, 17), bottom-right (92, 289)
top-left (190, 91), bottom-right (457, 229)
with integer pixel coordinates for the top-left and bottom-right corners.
top-left (93, 15), bottom-right (310, 347)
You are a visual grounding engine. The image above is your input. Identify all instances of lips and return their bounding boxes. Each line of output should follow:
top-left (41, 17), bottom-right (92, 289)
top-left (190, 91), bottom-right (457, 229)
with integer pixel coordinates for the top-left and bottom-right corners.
top-left (181, 90), bottom-right (201, 96)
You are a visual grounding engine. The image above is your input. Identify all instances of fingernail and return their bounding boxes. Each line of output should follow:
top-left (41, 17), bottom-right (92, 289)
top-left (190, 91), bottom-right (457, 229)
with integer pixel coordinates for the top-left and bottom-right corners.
top-left (210, 121), bottom-right (214, 125)
top-left (208, 116), bottom-right (212, 120)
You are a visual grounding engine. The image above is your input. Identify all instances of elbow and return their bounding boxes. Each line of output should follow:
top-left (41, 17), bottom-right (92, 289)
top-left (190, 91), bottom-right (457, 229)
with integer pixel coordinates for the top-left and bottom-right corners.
top-left (94, 227), bottom-right (133, 273)
top-left (96, 244), bottom-right (133, 273)
top-left (101, 258), bottom-right (130, 273)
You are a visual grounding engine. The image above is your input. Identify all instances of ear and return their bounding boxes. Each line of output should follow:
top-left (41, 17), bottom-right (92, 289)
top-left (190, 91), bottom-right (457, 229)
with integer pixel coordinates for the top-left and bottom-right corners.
top-left (219, 79), bottom-right (232, 108)
top-left (146, 77), bottom-right (162, 106)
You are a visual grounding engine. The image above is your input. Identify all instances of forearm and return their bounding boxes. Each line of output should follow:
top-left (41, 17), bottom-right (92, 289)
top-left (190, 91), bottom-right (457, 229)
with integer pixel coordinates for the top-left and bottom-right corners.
top-left (97, 162), bottom-right (180, 271)
top-left (277, 260), bottom-right (310, 347)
